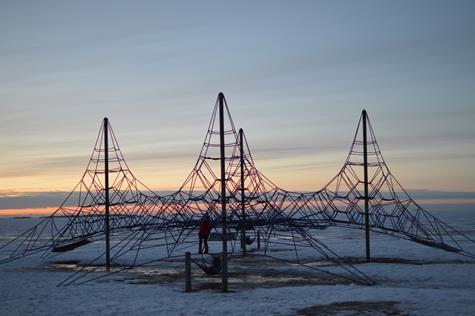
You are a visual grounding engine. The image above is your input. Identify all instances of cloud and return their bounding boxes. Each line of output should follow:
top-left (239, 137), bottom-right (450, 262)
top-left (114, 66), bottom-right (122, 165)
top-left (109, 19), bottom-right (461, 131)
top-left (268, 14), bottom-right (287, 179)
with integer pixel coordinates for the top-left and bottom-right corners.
top-left (1, 189), bottom-right (474, 211)
top-left (0, 191), bottom-right (73, 210)
top-left (406, 190), bottom-right (475, 200)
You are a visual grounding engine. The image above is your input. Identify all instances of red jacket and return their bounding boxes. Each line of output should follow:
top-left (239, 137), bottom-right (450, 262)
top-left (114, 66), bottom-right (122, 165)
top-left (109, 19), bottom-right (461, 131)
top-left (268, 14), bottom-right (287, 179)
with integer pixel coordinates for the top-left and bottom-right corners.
top-left (199, 218), bottom-right (212, 238)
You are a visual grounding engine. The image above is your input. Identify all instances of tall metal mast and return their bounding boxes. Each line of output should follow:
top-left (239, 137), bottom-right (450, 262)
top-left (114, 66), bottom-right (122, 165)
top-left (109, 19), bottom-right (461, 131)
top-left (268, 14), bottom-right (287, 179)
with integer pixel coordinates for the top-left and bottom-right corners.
top-left (103, 117), bottom-right (111, 270)
top-left (362, 110), bottom-right (370, 262)
top-left (219, 93), bottom-right (228, 291)
top-left (239, 128), bottom-right (246, 256)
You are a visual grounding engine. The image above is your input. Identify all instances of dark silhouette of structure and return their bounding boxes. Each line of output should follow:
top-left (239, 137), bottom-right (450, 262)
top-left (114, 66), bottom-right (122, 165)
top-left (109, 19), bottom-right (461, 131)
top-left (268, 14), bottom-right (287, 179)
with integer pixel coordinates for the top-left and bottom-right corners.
top-left (1, 93), bottom-right (474, 290)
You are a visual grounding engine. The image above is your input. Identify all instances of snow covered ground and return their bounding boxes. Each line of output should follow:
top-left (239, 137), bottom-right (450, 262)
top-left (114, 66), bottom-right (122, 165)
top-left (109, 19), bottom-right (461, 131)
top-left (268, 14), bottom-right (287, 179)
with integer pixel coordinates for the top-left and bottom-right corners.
top-left (1, 205), bottom-right (475, 315)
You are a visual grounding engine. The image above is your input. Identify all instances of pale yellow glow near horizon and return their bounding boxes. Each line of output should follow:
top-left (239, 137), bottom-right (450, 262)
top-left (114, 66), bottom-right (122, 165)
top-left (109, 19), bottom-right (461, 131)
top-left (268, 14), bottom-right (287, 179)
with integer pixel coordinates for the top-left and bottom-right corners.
top-left (1, 156), bottom-right (473, 194)
top-left (1, 134), bottom-right (474, 196)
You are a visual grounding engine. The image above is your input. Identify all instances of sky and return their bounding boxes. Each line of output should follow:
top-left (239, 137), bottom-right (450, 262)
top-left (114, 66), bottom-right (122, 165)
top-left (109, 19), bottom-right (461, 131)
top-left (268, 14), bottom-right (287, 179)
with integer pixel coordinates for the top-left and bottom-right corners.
top-left (0, 0), bottom-right (474, 212)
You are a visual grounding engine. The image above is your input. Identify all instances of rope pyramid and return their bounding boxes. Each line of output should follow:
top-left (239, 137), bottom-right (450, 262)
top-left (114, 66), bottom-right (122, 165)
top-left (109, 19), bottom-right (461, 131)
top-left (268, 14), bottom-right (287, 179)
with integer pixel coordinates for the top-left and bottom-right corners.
top-left (1, 93), bottom-right (473, 286)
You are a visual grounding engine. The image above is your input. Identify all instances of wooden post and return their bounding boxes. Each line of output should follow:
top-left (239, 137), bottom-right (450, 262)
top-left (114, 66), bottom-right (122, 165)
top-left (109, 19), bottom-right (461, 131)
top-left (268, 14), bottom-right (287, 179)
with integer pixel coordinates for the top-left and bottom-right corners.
top-left (257, 231), bottom-right (261, 250)
top-left (185, 252), bottom-right (192, 292)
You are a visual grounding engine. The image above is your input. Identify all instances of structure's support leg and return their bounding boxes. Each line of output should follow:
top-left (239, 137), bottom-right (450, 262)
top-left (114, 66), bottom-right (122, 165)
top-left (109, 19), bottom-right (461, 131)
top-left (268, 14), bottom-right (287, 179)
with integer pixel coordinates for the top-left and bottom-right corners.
top-left (257, 231), bottom-right (261, 250)
top-left (239, 128), bottom-right (247, 256)
top-left (218, 92), bottom-right (228, 292)
top-left (104, 117), bottom-right (111, 271)
top-left (362, 110), bottom-right (370, 262)
top-left (185, 252), bottom-right (192, 292)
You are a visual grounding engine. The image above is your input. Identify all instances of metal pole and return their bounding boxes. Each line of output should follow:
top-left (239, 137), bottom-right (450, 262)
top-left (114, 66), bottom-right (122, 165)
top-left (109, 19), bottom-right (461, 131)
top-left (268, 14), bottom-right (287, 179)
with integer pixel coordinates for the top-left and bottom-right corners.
top-left (218, 92), bottom-right (228, 292)
top-left (104, 117), bottom-right (111, 271)
top-left (362, 110), bottom-right (370, 262)
top-left (185, 252), bottom-right (192, 292)
top-left (239, 128), bottom-right (246, 256)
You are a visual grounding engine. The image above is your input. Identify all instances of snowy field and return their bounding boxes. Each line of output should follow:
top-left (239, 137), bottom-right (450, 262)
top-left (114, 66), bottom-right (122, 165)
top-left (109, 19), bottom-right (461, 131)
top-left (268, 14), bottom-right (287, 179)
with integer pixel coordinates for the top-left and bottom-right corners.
top-left (1, 205), bottom-right (475, 315)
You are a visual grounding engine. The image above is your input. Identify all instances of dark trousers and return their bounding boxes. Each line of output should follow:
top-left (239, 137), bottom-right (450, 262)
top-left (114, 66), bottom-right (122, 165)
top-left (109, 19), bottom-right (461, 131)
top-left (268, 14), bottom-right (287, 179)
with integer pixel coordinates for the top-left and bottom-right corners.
top-left (199, 236), bottom-right (209, 254)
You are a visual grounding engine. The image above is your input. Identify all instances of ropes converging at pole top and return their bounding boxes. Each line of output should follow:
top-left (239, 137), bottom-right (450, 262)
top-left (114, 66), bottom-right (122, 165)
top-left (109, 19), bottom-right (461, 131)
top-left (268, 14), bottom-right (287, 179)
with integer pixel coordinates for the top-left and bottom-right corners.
top-left (1, 93), bottom-right (474, 289)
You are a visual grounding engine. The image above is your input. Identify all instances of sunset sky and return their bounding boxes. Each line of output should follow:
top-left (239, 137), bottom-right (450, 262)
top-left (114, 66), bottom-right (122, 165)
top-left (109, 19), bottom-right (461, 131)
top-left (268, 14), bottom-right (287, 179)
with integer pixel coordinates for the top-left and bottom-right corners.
top-left (1, 1), bottom-right (474, 212)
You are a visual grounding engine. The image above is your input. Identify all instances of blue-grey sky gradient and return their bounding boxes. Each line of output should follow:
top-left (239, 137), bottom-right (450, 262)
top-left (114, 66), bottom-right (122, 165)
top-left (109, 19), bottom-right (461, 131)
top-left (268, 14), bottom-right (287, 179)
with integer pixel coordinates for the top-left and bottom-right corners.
top-left (1, 1), bottom-right (474, 210)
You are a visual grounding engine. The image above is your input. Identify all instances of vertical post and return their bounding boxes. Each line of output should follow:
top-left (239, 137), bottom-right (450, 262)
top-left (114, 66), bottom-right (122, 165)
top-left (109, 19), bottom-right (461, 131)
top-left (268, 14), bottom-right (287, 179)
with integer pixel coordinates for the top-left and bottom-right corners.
top-left (218, 92), bottom-right (228, 292)
top-left (257, 231), bottom-right (261, 250)
top-left (104, 117), bottom-right (111, 271)
top-left (185, 252), bottom-right (192, 292)
top-left (362, 110), bottom-right (370, 262)
top-left (239, 128), bottom-right (246, 256)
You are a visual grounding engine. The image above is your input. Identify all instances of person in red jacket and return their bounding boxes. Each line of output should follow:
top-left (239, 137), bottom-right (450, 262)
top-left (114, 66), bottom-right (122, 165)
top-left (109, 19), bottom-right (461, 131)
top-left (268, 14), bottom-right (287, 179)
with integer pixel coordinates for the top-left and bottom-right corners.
top-left (198, 213), bottom-right (212, 254)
